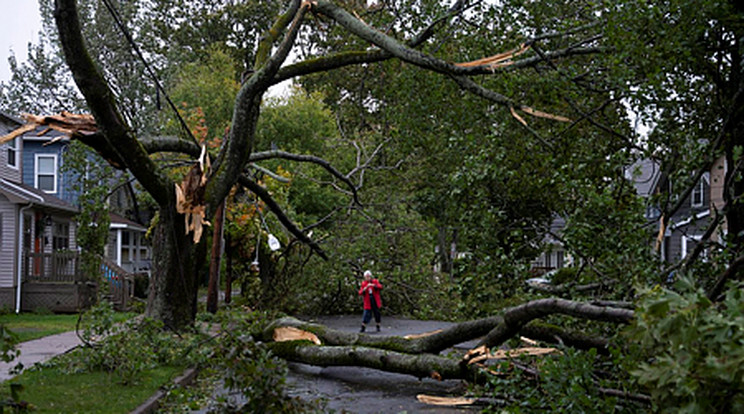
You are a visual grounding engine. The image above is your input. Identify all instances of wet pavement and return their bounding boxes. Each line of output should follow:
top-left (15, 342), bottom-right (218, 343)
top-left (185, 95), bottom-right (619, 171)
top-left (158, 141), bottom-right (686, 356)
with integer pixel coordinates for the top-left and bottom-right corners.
top-left (283, 315), bottom-right (482, 414)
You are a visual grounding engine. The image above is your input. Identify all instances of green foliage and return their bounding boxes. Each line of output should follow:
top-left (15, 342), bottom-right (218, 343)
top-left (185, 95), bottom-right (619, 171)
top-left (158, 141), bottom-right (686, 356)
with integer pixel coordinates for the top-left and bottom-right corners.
top-left (197, 311), bottom-right (320, 413)
top-left (61, 141), bottom-right (118, 282)
top-left (0, 326), bottom-right (18, 364)
top-left (625, 277), bottom-right (744, 413)
top-left (478, 349), bottom-right (633, 413)
top-left (48, 302), bottom-right (204, 385)
top-left (0, 383), bottom-right (34, 414)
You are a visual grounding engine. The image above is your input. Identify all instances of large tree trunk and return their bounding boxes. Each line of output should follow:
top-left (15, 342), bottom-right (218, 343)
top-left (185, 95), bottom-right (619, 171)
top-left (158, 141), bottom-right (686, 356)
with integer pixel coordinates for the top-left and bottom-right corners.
top-left (146, 205), bottom-right (202, 330)
top-left (263, 298), bottom-right (630, 383)
top-left (267, 343), bottom-right (489, 383)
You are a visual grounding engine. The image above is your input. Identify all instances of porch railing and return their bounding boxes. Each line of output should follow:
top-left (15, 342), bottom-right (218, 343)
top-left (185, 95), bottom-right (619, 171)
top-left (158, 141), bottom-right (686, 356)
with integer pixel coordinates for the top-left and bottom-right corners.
top-left (22, 250), bottom-right (134, 310)
top-left (22, 250), bottom-right (81, 283)
top-left (100, 256), bottom-right (134, 310)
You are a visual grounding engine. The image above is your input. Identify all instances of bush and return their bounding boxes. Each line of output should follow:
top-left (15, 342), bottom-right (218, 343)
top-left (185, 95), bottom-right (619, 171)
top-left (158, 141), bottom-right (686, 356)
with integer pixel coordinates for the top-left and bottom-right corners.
top-left (626, 277), bottom-right (744, 413)
top-left (133, 273), bottom-right (150, 299)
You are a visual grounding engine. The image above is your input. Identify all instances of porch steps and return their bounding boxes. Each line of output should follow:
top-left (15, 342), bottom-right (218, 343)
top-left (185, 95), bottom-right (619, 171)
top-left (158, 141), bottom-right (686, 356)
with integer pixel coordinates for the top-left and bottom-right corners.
top-left (99, 256), bottom-right (134, 311)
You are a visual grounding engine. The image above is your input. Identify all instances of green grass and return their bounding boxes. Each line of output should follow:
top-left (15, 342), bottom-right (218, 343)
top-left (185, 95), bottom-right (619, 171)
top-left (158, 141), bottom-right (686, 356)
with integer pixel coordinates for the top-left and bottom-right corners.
top-left (1, 364), bottom-right (184, 413)
top-left (0, 313), bottom-right (136, 343)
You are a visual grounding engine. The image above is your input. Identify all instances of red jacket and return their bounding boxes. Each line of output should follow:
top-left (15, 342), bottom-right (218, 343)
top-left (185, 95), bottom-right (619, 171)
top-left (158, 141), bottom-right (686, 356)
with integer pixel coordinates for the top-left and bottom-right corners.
top-left (359, 279), bottom-right (383, 309)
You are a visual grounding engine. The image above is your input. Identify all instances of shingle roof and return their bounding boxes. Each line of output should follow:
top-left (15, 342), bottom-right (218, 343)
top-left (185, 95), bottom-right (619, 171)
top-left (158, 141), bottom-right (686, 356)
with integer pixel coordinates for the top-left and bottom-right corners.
top-left (0, 178), bottom-right (78, 214)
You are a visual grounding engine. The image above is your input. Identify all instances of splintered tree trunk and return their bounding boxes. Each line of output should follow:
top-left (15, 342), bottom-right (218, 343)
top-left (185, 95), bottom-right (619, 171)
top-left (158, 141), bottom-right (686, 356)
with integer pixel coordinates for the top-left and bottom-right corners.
top-left (146, 206), bottom-right (201, 331)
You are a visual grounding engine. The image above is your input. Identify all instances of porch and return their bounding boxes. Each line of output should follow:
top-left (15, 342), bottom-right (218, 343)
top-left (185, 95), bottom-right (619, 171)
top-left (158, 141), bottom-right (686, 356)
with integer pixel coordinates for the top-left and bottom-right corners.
top-left (20, 250), bottom-right (134, 312)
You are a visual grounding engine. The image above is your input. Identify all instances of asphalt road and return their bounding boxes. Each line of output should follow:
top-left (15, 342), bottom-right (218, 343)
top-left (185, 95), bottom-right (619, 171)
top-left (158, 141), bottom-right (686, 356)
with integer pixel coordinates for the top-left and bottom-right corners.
top-left (283, 315), bottom-right (482, 414)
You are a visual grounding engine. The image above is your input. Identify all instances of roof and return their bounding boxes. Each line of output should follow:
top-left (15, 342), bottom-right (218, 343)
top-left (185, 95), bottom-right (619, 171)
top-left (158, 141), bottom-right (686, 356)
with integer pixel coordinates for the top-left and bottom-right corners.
top-left (109, 212), bottom-right (147, 232)
top-left (626, 158), bottom-right (661, 197)
top-left (0, 178), bottom-right (78, 214)
top-left (0, 111), bottom-right (24, 126)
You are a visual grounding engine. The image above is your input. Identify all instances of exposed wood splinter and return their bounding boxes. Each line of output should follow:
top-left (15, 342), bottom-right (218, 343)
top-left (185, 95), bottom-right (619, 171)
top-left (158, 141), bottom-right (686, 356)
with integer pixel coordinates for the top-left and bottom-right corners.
top-left (272, 326), bottom-right (321, 345)
top-left (403, 329), bottom-right (443, 340)
top-left (417, 394), bottom-right (476, 406)
top-left (0, 111), bottom-right (97, 146)
top-left (175, 145), bottom-right (211, 243)
top-left (455, 44), bottom-right (530, 70)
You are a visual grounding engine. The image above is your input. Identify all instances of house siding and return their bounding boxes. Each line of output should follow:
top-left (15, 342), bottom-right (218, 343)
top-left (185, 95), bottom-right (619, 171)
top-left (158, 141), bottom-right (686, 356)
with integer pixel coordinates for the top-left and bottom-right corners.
top-left (22, 140), bottom-right (79, 204)
top-left (0, 194), bottom-right (17, 289)
top-left (0, 124), bottom-right (22, 183)
top-left (106, 230), bottom-right (118, 264)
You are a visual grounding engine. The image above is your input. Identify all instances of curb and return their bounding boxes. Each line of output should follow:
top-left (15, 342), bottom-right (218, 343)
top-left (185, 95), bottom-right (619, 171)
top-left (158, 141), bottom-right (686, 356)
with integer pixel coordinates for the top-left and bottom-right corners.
top-left (130, 367), bottom-right (200, 414)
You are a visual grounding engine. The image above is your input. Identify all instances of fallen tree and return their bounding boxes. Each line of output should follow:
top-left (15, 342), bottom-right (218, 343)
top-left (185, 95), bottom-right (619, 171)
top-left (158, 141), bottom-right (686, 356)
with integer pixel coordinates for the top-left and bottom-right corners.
top-left (262, 298), bottom-right (632, 381)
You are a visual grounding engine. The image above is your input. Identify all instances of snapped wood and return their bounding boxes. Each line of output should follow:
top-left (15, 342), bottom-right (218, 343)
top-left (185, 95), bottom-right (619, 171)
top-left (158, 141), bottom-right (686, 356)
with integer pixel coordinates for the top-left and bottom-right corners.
top-left (272, 326), bottom-right (321, 345)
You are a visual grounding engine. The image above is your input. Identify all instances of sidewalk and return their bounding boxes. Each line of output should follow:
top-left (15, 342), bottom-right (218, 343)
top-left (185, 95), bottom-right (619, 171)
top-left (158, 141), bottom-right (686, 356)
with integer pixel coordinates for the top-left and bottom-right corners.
top-left (0, 330), bottom-right (82, 382)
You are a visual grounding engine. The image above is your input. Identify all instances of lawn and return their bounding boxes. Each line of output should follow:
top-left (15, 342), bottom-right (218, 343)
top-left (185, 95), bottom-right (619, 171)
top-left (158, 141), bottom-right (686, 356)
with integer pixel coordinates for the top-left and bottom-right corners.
top-left (0, 312), bottom-right (135, 343)
top-left (1, 364), bottom-right (185, 413)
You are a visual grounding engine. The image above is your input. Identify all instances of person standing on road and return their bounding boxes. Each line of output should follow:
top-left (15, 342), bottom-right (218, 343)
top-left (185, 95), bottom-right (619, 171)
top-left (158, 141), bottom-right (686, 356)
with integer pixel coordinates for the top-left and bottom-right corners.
top-left (359, 270), bottom-right (383, 333)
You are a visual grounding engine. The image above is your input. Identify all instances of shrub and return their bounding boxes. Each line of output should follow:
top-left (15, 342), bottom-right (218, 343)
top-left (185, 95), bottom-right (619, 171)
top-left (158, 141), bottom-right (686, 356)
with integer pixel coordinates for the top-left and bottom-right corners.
top-left (626, 277), bottom-right (744, 413)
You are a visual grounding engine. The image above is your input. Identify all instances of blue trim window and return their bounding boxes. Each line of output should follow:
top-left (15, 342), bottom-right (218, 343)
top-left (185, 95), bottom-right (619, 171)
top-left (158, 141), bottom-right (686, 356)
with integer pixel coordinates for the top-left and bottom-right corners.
top-left (35, 154), bottom-right (58, 193)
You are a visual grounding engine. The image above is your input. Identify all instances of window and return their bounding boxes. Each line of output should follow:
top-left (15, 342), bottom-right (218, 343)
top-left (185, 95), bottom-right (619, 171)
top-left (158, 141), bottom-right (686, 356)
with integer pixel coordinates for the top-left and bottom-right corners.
top-left (53, 222), bottom-right (70, 250)
top-left (35, 154), bottom-right (57, 193)
top-left (6, 138), bottom-right (18, 168)
top-left (691, 179), bottom-right (704, 207)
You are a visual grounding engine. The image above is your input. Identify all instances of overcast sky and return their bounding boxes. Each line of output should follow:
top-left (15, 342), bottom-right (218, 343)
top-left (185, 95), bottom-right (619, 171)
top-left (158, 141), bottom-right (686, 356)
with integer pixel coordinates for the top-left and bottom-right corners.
top-left (0, 1), bottom-right (42, 83)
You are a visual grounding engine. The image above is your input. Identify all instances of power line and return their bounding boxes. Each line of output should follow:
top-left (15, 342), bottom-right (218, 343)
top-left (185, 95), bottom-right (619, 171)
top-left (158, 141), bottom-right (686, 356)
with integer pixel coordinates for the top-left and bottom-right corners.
top-left (100, 0), bottom-right (199, 145)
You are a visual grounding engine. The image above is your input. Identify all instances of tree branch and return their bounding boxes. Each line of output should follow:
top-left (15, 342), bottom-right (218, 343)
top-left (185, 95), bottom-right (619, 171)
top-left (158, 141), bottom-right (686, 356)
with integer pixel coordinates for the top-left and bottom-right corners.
top-left (237, 175), bottom-right (328, 260)
top-left (249, 149), bottom-right (360, 205)
top-left (206, 0), bottom-right (308, 217)
top-left (477, 298), bottom-right (633, 350)
top-left (53, 0), bottom-right (173, 206)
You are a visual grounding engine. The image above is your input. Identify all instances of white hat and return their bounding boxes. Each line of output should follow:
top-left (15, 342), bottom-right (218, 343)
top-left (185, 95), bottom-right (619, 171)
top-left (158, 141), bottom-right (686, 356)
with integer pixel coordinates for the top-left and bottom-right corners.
top-left (363, 270), bottom-right (372, 277)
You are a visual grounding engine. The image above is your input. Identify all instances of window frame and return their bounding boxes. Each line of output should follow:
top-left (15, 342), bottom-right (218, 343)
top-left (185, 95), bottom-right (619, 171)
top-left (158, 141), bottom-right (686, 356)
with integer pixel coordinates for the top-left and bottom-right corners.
top-left (34, 153), bottom-right (58, 194)
top-left (691, 179), bottom-right (705, 208)
top-left (6, 138), bottom-right (18, 169)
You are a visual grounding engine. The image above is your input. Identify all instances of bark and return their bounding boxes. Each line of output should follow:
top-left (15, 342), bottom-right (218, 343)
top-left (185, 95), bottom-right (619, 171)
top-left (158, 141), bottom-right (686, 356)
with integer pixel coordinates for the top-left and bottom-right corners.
top-left (265, 316), bottom-right (502, 354)
top-left (266, 342), bottom-right (488, 383)
top-left (267, 310), bottom-right (614, 356)
top-left (145, 204), bottom-right (202, 330)
top-left (225, 233), bottom-right (233, 304)
top-left (263, 301), bottom-right (623, 384)
top-left (206, 200), bottom-right (225, 314)
top-left (478, 298), bottom-right (634, 349)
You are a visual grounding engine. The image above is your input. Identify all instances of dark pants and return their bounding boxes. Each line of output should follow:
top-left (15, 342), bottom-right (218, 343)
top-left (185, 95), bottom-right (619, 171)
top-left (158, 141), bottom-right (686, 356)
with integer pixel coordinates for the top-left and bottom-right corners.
top-left (362, 295), bottom-right (381, 324)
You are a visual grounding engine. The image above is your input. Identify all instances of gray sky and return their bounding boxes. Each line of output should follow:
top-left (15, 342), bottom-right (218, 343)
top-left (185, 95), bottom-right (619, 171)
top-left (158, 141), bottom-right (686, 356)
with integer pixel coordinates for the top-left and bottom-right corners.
top-left (0, 1), bottom-right (42, 82)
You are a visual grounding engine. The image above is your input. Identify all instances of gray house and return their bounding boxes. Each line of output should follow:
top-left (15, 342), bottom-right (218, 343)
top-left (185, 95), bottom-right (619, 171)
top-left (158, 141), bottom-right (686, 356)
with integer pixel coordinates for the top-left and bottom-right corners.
top-left (628, 158), bottom-right (715, 263)
top-left (0, 112), bottom-right (91, 312)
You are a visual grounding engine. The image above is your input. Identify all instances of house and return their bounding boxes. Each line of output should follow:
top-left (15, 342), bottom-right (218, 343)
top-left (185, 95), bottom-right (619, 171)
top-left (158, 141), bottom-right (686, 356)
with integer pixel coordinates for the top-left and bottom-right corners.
top-left (17, 114), bottom-right (152, 275)
top-left (530, 216), bottom-right (571, 274)
top-left (627, 157), bottom-right (715, 262)
top-left (0, 112), bottom-right (93, 312)
top-left (108, 212), bottom-right (151, 274)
